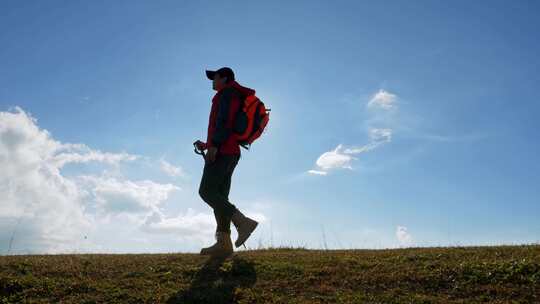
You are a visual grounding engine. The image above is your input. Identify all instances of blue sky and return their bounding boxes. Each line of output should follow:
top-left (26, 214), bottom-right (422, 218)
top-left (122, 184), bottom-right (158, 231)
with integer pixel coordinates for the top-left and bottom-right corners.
top-left (1, 0), bottom-right (539, 254)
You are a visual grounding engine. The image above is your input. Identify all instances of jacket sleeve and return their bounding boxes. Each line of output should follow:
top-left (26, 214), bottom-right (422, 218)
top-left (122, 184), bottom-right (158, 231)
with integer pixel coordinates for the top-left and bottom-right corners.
top-left (205, 100), bottom-right (217, 150)
top-left (210, 87), bottom-right (239, 148)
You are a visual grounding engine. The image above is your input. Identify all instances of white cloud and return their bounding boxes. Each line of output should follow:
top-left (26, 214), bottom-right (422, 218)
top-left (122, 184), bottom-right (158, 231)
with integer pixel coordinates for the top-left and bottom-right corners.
top-left (342, 128), bottom-right (393, 154)
top-left (341, 145), bottom-right (373, 155)
top-left (316, 144), bottom-right (355, 170)
top-left (307, 170), bottom-right (327, 175)
top-left (369, 127), bottom-right (392, 142)
top-left (78, 175), bottom-right (180, 215)
top-left (0, 107), bottom-right (179, 254)
top-left (0, 107), bottom-right (102, 253)
top-left (52, 145), bottom-right (138, 168)
top-left (141, 208), bottom-right (216, 243)
top-left (308, 128), bottom-right (392, 175)
top-left (141, 206), bottom-right (268, 246)
top-left (396, 225), bottom-right (413, 246)
top-left (308, 144), bottom-right (356, 175)
top-left (308, 88), bottom-right (398, 176)
top-left (367, 89), bottom-right (397, 110)
top-left (243, 211), bottom-right (267, 224)
top-left (0, 106), bottom-right (138, 171)
top-left (159, 158), bottom-right (186, 178)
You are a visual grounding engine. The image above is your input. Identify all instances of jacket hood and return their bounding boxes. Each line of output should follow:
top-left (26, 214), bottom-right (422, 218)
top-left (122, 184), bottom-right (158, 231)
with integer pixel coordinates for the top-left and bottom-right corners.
top-left (221, 80), bottom-right (256, 98)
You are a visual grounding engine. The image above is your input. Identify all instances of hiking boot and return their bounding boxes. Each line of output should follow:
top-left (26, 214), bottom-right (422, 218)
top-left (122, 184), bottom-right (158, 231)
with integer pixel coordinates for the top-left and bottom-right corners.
top-left (199, 231), bottom-right (234, 258)
top-left (231, 209), bottom-right (259, 248)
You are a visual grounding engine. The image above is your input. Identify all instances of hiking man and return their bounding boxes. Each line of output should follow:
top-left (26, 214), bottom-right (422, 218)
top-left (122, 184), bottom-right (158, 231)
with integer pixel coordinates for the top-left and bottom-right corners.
top-left (194, 67), bottom-right (259, 258)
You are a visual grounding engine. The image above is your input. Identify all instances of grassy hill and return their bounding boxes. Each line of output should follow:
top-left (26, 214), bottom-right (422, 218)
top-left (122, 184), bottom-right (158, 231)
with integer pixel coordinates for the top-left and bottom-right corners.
top-left (1, 245), bottom-right (539, 303)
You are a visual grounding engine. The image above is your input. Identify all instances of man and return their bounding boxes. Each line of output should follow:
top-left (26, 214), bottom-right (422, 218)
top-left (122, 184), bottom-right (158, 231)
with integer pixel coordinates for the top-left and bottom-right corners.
top-left (194, 67), bottom-right (259, 258)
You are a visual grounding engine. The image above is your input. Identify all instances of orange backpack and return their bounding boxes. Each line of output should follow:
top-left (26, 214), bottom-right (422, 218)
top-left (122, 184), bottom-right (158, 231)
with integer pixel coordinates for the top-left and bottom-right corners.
top-left (233, 93), bottom-right (270, 150)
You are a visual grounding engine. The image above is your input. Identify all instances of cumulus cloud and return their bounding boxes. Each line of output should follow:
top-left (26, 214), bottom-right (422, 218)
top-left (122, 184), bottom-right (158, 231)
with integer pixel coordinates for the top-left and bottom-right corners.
top-left (367, 89), bottom-right (397, 110)
top-left (396, 225), bottom-right (413, 246)
top-left (78, 175), bottom-right (180, 215)
top-left (52, 145), bottom-right (138, 168)
top-left (0, 107), bottom-right (181, 254)
top-left (159, 158), bottom-right (187, 178)
top-left (0, 107), bottom-right (110, 253)
top-left (141, 207), bottom-right (267, 245)
top-left (141, 208), bottom-right (216, 242)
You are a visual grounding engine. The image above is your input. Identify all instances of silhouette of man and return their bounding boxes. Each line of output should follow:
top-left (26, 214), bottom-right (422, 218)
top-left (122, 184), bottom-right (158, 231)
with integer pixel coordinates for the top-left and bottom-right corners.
top-left (194, 67), bottom-right (259, 258)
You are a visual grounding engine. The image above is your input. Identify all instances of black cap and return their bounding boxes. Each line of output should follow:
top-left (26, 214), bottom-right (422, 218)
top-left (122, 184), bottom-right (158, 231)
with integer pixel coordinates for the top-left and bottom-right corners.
top-left (205, 67), bottom-right (235, 82)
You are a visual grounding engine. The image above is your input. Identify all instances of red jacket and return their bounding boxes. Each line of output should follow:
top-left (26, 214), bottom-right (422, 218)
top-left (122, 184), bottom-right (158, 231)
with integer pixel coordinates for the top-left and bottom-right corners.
top-left (204, 80), bottom-right (256, 155)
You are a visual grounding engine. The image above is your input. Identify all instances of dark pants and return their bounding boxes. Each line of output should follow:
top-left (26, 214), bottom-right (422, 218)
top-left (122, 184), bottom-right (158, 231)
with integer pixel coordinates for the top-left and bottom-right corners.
top-left (198, 153), bottom-right (241, 233)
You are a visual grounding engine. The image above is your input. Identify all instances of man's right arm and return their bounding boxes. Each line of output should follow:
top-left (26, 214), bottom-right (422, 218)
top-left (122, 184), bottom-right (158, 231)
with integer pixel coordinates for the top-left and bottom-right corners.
top-left (211, 87), bottom-right (238, 148)
top-left (205, 100), bottom-right (218, 150)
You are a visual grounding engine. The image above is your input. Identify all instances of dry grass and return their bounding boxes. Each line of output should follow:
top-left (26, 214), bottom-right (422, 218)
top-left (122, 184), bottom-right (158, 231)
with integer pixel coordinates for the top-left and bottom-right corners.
top-left (1, 244), bottom-right (539, 303)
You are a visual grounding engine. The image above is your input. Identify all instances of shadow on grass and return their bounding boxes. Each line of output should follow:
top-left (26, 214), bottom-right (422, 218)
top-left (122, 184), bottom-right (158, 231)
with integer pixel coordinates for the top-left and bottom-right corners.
top-left (166, 254), bottom-right (257, 304)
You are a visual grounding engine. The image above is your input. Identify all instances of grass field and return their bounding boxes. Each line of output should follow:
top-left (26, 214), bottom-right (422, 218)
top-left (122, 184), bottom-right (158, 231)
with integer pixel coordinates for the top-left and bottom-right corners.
top-left (1, 245), bottom-right (539, 303)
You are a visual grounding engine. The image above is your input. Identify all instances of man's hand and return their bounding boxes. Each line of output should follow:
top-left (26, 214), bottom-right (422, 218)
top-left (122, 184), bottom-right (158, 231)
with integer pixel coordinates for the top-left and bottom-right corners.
top-left (194, 140), bottom-right (206, 151)
top-left (205, 146), bottom-right (218, 163)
